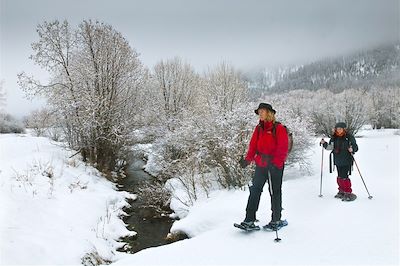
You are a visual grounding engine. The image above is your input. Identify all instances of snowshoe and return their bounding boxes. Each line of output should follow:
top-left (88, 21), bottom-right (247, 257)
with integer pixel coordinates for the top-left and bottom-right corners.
top-left (342, 193), bottom-right (357, 202)
top-left (334, 191), bottom-right (345, 199)
top-left (263, 220), bottom-right (288, 231)
top-left (234, 221), bottom-right (260, 232)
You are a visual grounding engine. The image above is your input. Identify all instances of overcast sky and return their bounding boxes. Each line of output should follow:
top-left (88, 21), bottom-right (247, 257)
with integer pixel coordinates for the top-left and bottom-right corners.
top-left (1, 0), bottom-right (399, 118)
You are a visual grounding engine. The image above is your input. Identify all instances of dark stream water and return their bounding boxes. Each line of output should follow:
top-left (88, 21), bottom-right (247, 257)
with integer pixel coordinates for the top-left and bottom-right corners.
top-left (117, 158), bottom-right (174, 254)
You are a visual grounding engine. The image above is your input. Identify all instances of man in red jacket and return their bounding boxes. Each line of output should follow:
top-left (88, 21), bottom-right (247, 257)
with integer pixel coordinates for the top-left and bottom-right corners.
top-left (238, 103), bottom-right (289, 230)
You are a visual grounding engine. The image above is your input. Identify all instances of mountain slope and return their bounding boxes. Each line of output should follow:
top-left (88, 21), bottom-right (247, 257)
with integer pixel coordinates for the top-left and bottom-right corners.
top-left (249, 44), bottom-right (400, 94)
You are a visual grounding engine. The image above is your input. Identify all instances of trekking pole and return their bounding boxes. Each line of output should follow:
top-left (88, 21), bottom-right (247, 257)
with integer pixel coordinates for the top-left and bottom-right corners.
top-left (351, 154), bottom-right (373, 199)
top-left (319, 142), bottom-right (324, 197)
top-left (274, 226), bottom-right (281, 242)
top-left (267, 171), bottom-right (281, 242)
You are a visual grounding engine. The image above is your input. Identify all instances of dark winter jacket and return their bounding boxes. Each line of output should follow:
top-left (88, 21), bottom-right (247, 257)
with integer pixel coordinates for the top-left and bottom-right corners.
top-left (245, 120), bottom-right (289, 169)
top-left (323, 133), bottom-right (358, 166)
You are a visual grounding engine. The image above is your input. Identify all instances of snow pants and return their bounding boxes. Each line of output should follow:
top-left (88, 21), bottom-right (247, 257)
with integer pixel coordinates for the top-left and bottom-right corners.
top-left (336, 165), bottom-right (352, 193)
top-left (245, 165), bottom-right (284, 222)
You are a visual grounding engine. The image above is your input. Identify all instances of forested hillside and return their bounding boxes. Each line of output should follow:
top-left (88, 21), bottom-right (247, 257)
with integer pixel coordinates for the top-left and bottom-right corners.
top-left (248, 44), bottom-right (400, 96)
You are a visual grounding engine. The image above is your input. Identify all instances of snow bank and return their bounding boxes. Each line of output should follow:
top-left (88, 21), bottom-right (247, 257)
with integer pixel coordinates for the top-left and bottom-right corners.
top-left (0, 133), bottom-right (135, 264)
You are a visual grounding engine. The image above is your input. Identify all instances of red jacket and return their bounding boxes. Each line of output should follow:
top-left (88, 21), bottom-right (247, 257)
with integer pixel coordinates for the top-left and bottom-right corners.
top-left (245, 120), bottom-right (289, 169)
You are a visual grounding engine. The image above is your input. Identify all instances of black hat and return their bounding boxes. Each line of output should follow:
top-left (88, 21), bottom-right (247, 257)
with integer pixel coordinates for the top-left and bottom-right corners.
top-left (255, 103), bottom-right (276, 115)
top-left (335, 122), bottom-right (347, 128)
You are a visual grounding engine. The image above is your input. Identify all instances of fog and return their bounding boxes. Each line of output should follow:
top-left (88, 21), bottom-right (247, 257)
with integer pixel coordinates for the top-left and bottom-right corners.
top-left (1, 0), bottom-right (398, 118)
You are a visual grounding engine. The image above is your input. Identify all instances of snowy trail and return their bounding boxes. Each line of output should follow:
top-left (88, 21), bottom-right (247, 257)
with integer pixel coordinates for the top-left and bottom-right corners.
top-left (114, 129), bottom-right (399, 265)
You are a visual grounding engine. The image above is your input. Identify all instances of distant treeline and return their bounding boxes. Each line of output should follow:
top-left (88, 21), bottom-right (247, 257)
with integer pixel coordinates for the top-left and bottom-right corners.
top-left (248, 43), bottom-right (400, 96)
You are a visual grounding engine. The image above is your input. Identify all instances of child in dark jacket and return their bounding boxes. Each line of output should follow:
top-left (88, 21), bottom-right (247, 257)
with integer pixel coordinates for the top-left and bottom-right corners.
top-left (320, 122), bottom-right (358, 201)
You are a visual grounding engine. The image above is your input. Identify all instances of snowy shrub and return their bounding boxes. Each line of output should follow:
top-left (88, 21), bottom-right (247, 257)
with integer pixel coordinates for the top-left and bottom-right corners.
top-left (368, 87), bottom-right (400, 129)
top-left (336, 89), bottom-right (369, 134)
top-left (23, 108), bottom-right (65, 140)
top-left (0, 113), bottom-right (25, 134)
top-left (289, 89), bottom-right (369, 136)
top-left (162, 104), bottom-right (255, 189)
top-left (145, 104), bottom-right (253, 205)
top-left (24, 108), bottom-right (54, 136)
top-left (135, 182), bottom-right (172, 215)
top-left (273, 87), bottom-right (400, 135)
top-left (68, 180), bottom-right (88, 193)
top-left (11, 168), bottom-right (35, 194)
top-left (10, 159), bottom-right (63, 198)
top-left (81, 250), bottom-right (111, 266)
top-left (265, 95), bottom-right (315, 171)
top-left (151, 98), bottom-right (315, 206)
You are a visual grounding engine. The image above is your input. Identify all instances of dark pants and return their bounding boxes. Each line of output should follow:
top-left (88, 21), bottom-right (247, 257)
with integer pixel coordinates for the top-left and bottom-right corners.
top-left (245, 165), bottom-right (284, 222)
top-left (337, 165), bottom-right (351, 179)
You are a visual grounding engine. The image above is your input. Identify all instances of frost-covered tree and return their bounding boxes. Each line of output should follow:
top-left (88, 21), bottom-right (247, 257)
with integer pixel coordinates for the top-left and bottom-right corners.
top-left (152, 57), bottom-right (200, 129)
top-left (24, 108), bottom-right (58, 138)
top-left (202, 62), bottom-right (248, 113)
top-left (307, 90), bottom-right (341, 136)
top-left (336, 89), bottom-right (369, 134)
top-left (18, 20), bottom-right (148, 174)
top-left (305, 89), bottom-right (368, 136)
top-left (368, 87), bottom-right (400, 129)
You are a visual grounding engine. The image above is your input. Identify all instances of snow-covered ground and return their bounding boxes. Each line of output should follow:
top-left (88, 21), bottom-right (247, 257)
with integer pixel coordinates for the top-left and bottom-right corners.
top-left (0, 133), bottom-right (135, 264)
top-left (0, 129), bottom-right (398, 265)
top-left (113, 129), bottom-right (399, 265)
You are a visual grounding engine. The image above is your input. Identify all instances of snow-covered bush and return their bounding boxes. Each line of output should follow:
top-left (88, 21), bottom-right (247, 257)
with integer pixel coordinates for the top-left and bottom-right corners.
top-left (135, 182), bottom-right (172, 215)
top-left (149, 98), bottom-right (315, 206)
top-left (147, 105), bottom-right (252, 206)
top-left (23, 108), bottom-right (59, 138)
top-left (0, 113), bottom-right (25, 134)
top-left (368, 87), bottom-right (400, 129)
top-left (272, 87), bottom-right (399, 136)
top-left (283, 89), bottom-right (368, 136)
top-left (264, 95), bottom-right (315, 171)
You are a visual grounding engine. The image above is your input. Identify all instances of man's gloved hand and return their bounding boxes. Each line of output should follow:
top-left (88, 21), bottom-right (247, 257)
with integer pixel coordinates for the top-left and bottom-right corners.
top-left (239, 157), bottom-right (250, 168)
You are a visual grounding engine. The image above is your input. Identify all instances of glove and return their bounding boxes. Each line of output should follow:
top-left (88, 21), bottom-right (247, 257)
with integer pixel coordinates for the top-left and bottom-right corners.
top-left (320, 139), bottom-right (326, 146)
top-left (239, 157), bottom-right (250, 168)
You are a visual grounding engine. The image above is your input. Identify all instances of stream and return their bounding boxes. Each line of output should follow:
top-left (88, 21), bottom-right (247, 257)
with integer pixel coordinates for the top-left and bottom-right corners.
top-left (117, 157), bottom-right (175, 254)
